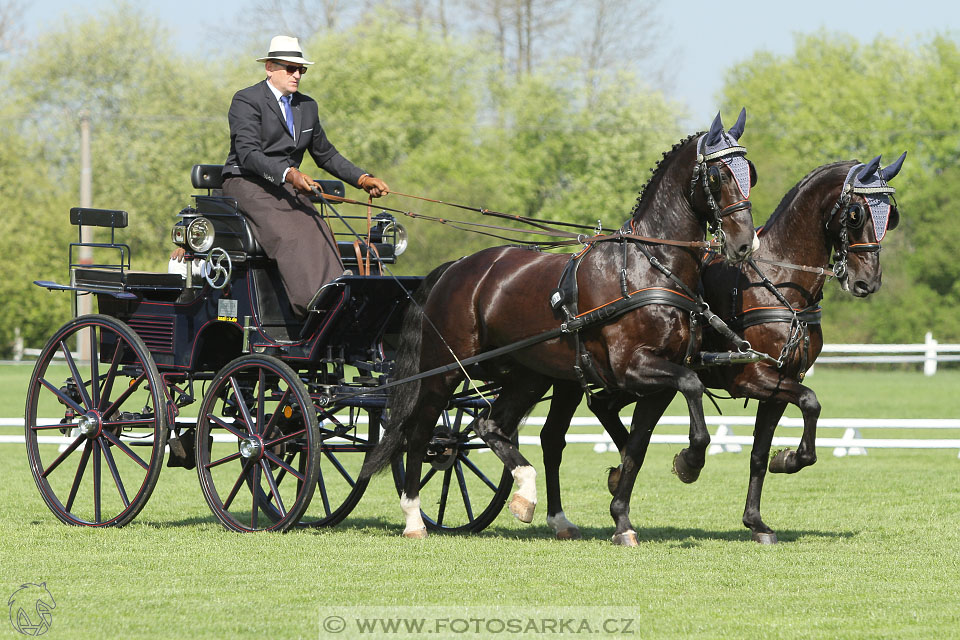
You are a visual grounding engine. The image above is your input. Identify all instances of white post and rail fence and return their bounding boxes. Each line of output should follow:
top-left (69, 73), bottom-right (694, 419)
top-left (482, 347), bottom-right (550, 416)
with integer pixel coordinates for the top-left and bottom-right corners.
top-left (3, 333), bottom-right (959, 457)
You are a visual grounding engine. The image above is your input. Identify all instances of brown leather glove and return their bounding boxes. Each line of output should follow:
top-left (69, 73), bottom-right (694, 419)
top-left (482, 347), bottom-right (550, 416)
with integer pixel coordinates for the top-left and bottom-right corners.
top-left (358, 174), bottom-right (390, 198)
top-left (285, 167), bottom-right (318, 194)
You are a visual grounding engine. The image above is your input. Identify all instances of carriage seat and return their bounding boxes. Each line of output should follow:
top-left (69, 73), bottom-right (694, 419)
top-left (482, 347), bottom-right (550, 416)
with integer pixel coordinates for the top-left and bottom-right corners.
top-left (189, 165), bottom-right (394, 264)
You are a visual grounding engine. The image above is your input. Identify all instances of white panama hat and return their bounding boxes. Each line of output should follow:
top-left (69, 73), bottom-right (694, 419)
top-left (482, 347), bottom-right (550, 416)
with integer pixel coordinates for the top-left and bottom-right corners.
top-left (256, 35), bottom-right (314, 66)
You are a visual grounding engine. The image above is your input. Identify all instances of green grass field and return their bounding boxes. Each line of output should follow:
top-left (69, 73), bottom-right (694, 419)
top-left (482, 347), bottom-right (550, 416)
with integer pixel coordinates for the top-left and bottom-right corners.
top-left (1, 365), bottom-right (959, 639)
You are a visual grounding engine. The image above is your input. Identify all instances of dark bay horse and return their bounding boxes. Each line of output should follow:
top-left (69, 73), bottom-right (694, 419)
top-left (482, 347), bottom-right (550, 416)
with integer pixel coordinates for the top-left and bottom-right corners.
top-left (539, 152), bottom-right (906, 543)
top-left (362, 110), bottom-right (759, 545)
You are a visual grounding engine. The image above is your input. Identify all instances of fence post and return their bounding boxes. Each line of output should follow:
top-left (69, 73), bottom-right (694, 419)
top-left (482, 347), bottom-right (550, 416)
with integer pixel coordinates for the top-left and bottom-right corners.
top-left (924, 332), bottom-right (938, 376)
top-left (13, 328), bottom-right (23, 362)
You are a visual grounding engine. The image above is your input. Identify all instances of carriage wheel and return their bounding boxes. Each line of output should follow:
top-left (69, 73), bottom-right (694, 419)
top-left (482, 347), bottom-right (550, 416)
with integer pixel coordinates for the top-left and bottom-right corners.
top-left (295, 405), bottom-right (380, 527)
top-left (196, 355), bottom-right (320, 532)
top-left (24, 314), bottom-right (169, 527)
top-left (391, 385), bottom-right (513, 533)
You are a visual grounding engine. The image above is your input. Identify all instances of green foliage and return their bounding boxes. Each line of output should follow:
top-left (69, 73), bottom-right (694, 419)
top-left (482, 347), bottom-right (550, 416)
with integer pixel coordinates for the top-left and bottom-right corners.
top-left (721, 31), bottom-right (960, 342)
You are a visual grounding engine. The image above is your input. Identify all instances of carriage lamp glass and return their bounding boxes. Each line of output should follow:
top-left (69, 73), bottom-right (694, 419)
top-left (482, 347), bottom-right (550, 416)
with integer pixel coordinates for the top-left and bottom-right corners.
top-left (171, 224), bottom-right (186, 246)
top-left (186, 217), bottom-right (215, 253)
top-left (385, 221), bottom-right (408, 256)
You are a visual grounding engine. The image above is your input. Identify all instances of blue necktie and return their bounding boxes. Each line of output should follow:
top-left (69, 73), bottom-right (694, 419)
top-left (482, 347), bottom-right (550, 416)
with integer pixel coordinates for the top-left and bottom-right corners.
top-left (280, 95), bottom-right (295, 138)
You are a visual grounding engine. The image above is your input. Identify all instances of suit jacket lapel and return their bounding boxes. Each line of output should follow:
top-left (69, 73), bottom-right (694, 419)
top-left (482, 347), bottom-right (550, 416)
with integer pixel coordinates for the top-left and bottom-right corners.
top-left (261, 80), bottom-right (290, 136)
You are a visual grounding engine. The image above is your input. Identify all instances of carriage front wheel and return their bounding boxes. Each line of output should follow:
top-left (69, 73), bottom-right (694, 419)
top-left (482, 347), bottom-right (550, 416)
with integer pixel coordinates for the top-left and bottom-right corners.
top-left (24, 314), bottom-right (169, 527)
top-left (196, 355), bottom-right (321, 532)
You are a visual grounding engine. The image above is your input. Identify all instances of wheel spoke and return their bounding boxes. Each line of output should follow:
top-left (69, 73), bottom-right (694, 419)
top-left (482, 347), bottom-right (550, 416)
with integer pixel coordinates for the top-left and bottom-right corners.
top-left (316, 463), bottom-right (332, 516)
top-left (65, 441), bottom-right (93, 513)
top-left (321, 447), bottom-right (356, 487)
top-left (32, 422), bottom-right (79, 431)
top-left (263, 428), bottom-right (306, 448)
top-left (38, 377), bottom-right (84, 416)
top-left (93, 440), bottom-right (102, 523)
top-left (260, 388), bottom-right (291, 441)
top-left (260, 460), bottom-right (286, 517)
top-left (100, 372), bottom-right (147, 421)
top-left (98, 339), bottom-right (124, 412)
top-left (206, 450), bottom-right (243, 469)
top-left (222, 459), bottom-right (253, 511)
top-left (89, 326), bottom-right (101, 409)
top-left (61, 340), bottom-right (92, 410)
top-left (41, 435), bottom-right (85, 478)
top-left (459, 454), bottom-right (499, 493)
top-left (256, 369), bottom-right (265, 433)
top-left (436, 467), bottom-right (453, 527)
top-left (454, 461), bottom-right (475, 521)
top-left (100, 440), bottom-right (130, 507)
top-left (101, 418), bottom-right (156, 430)
top-left (228, 376), bottom-right (256, 435)
top-left (208, 414), bottom-right (249, 441)
top-left (263, 450), bottom-right (304, 482)
top-left (250, 463), bottom-right (261, 529)
top-left (419, 467), bottom-right (438, 491)
top-left (100, 430), bottom-right (149, 471)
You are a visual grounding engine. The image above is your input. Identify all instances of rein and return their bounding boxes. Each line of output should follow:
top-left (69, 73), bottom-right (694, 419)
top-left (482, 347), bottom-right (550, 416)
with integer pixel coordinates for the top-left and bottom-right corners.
top-left (317, 192), bottom-right (716, 250)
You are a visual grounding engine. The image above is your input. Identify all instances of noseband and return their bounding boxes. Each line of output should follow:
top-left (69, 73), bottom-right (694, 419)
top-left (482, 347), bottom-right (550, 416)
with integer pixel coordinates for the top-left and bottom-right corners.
top-left (690, 136), bottom-right (752, 250)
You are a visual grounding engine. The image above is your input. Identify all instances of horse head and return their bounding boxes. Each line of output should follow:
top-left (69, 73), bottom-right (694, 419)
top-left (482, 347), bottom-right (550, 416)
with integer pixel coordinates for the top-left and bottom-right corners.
top-left (829, 151), bottom-right (906, 297)
top-left (692, 108), bottom-right (758, 262)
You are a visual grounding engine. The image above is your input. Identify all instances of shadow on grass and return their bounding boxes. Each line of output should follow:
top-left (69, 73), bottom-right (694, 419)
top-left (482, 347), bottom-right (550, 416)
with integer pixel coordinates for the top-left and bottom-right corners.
top-left (126, 515), bottom-right (857, 545)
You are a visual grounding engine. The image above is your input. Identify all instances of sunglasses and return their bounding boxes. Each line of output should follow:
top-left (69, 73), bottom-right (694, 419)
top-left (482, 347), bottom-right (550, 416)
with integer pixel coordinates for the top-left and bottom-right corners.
top-left (273, 63), bottom-right (308, 75)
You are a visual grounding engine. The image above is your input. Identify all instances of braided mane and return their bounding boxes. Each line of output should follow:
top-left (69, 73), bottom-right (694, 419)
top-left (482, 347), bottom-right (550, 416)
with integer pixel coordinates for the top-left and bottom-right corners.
top-left (629, 132), bottom-right (701, 219)
top-left (764, 161), bottom-right (853, 228)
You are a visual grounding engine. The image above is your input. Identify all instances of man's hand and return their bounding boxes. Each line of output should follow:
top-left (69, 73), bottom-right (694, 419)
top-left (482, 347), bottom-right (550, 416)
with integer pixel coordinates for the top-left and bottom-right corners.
top-left (358, 174), bottom-right (390, 198)
top-left (286, 167), bottom-right (318, 194)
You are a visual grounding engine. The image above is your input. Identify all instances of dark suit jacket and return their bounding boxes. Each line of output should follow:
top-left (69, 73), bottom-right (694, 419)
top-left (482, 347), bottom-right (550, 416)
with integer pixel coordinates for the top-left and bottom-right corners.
top-left (222, 80), bottom-right (366, 187)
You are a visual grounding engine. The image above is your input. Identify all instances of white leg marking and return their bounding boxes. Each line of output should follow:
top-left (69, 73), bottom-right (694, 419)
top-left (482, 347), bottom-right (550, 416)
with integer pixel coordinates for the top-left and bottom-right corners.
top-left (400, 492), bottom-right (426, 535)
top-left (511, 465), bottom-right (537, 504)
top-left (546, 511), bottom-right (577, 534)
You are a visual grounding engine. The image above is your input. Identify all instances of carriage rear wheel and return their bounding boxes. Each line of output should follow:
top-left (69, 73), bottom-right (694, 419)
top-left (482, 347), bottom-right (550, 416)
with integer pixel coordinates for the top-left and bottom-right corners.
top-left (24, 314), bottom-right (169, 527)
top-left (391, 385), bottom-right (513, 533)
top-left (196, 355), bottom-right (320, 532)
top-left (295, 405), bottom-right (380, 528)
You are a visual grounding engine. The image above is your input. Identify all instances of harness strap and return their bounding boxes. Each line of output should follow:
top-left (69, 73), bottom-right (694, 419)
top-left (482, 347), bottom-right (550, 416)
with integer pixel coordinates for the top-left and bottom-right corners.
top-left (733, 306), bottom-right (822, 331)
top-left (562, 288), bottom-right (699, 334)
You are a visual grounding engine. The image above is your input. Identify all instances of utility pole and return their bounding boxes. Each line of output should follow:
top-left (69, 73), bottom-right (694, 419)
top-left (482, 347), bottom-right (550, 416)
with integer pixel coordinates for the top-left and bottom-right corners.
top-left (78, 111), bottom-right (92, 360)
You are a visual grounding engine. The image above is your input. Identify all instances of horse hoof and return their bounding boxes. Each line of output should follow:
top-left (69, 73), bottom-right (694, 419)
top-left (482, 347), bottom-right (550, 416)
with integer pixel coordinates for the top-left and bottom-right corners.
top-left (611, 531), bottom-right (639, 547)
top-left (403, 527), bottom-right (428, 539)
top-left (607, 466), bottom-right (621, 496)
top-left (509, 494), bottom-right (536, 523)
top-left (555, 527), bottom-right (582, 541)
top-left (769, 449), bottom-right (795, 474)
top-left (752, 531), bottom-right (778, 545)
top-left (672, 450), bottom-right (701, 484)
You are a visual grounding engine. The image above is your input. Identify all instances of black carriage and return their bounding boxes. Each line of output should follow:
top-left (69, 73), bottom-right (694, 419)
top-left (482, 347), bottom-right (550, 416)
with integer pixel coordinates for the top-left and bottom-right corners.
top-left (25, 165), bottom-right (511, 532)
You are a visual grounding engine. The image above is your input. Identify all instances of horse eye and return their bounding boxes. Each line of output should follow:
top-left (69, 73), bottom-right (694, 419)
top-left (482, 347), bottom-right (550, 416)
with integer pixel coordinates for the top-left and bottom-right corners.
top-left (707, 166), bottom-right (722, 192)
top-left (847, 204), bottom-right (865, 229)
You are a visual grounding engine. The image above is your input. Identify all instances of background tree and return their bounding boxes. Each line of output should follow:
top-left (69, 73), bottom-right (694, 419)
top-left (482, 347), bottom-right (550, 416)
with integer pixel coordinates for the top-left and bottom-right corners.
top-left (720, 32), bottom-right (960, 342)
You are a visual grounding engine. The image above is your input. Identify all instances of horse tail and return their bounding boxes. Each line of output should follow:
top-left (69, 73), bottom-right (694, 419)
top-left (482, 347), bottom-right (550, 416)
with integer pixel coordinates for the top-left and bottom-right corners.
top-left (361, 260), bottom-right (457, 478)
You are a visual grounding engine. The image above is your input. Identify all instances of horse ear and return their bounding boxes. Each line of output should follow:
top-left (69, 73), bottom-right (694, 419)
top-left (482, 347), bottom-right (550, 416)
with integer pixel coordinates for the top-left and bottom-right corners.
top-left (748, 159), bottom-right (758, 187)
top-left (706, 111), bottom-right (724, 146)
top-left (727, 107), bottom-right (746, 140)
top-left (857, 155), bottom-right (883, 182)
top-left (879, 151), bottom-right (907, 182)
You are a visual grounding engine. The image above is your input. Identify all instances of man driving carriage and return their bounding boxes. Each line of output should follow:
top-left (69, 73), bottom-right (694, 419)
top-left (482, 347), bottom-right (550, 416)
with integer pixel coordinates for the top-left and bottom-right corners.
top-left (221, 35), bottom-right (390, 317)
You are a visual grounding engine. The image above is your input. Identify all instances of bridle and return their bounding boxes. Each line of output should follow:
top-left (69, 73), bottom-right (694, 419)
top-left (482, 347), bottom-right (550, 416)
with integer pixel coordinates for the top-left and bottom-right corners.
top-left (690, 135), bottom-right (753, 252)
top-left (828, 165), bottom-right (896, 280)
